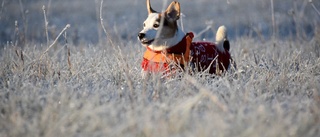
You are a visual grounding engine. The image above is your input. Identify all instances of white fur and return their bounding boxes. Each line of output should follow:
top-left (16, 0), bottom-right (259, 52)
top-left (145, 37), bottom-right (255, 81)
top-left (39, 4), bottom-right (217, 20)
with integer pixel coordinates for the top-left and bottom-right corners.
top-left (215, 25), bottom-right (228, 53)
top-left (139, 13), bottom-right (158, 46)
top-left (148, 28), bottom-right (185, 51)
top-left (139, 13), bottom-right (185, 51)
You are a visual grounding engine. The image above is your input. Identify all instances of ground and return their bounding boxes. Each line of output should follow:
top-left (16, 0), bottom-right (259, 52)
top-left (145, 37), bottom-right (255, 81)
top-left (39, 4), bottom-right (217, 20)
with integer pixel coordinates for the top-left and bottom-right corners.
top-left (0, 0), bottom-right (320, 137)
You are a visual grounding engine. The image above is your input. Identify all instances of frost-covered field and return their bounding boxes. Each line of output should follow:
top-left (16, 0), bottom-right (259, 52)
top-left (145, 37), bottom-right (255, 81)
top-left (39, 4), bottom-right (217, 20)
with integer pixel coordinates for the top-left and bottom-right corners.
top-left (1, 0), bottom-right (320, 137)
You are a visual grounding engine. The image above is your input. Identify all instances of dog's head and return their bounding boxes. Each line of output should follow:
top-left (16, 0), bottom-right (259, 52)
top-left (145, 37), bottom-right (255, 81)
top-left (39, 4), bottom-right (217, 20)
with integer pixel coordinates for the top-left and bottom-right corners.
top-left (138, 0), bottom-right (182, 51)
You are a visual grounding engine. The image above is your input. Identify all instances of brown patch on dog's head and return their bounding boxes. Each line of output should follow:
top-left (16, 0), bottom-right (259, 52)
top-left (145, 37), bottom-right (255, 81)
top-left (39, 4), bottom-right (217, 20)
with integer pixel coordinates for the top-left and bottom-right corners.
top-left (156, 13), bottom-right (178, 39)
top-left (156, 1), bottom-right (180, 39)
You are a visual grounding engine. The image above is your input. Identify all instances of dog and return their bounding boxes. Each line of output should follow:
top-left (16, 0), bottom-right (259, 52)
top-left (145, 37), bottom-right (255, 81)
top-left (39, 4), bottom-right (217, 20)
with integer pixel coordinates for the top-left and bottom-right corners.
top-left (138, 0), bottom-right (234, 78)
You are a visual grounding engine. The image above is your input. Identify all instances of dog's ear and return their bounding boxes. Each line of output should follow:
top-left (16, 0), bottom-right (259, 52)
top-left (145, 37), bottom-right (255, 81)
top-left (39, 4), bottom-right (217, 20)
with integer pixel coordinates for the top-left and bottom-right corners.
top-left (165, 1), bottom-right (180, 21)
top-left (147, 0), bottom-right (156, 14)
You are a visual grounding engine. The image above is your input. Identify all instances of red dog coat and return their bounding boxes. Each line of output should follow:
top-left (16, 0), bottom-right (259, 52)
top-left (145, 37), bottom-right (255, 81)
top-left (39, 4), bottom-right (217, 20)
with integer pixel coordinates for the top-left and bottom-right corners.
top-left (141, 32), bottom-right (232, 74)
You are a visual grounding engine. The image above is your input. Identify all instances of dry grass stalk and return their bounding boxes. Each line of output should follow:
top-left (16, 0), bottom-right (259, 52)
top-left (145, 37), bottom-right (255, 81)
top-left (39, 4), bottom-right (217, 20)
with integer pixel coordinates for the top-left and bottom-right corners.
top-left (99, 0), bottom-right (114, 46)
top-left (40, 24), bottom-right (70, 59)
top-left (116, 46), bottom-right (135, 103)
top-left (57, 70), bottom-right (61, 79)
top-left (309, 0), bottom-right (320, 16)
top-left (270, 0), bottom-right (276, 43)
top-left (67, 48), bottom-right (72, 75)
top-left (184, 75), bottom-right (227, 112)
top-left (1, 1), bottom-right (319, 136)
top-left (13, 49), bottom-right (24, 70)
top-left (85, 11), bottom-right (132, 96)
top-left (20, 50), bottom-right (24, 66)
top-left (38, 61), bottom-right (41, 78)
top-left (15, 49), bottom-right (19, 58)
top-left (42, 5), bottom-right (49, 46)
top-left (0, 0), bottom-right (4, 19)
top-left (18, 0), bottom-right (26, 45)
top-left (14, 20), bottom-right (19, 46)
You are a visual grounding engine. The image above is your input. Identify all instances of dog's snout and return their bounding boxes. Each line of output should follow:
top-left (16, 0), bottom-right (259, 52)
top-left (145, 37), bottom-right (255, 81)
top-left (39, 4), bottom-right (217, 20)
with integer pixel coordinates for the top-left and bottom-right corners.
top-left (138, 33), bottom-right (145, 40)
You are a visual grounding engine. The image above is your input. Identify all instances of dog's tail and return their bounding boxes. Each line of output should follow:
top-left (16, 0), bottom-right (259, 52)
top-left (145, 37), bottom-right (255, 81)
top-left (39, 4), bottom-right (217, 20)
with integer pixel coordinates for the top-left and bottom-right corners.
top-left (215, 25), bottom-right (230, 51)
top-left (216, 25), bottom-right (227, 44)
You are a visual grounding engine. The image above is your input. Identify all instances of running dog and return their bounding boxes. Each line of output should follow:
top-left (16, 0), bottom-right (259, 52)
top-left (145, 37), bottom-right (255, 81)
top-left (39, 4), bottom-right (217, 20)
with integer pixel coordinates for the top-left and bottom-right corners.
top-left (138, 0), bottom-right (234, 78)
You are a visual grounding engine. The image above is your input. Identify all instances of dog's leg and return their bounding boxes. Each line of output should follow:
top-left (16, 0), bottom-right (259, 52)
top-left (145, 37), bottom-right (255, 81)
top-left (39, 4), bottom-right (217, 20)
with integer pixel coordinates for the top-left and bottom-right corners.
top-left (141, 70), bottom-right (150, 79)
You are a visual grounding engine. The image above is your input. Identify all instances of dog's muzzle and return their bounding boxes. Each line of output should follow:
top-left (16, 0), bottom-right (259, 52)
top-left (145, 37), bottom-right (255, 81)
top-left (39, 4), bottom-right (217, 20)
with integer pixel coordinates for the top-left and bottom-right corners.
top-left (138, 33), bottom-right (154, 45)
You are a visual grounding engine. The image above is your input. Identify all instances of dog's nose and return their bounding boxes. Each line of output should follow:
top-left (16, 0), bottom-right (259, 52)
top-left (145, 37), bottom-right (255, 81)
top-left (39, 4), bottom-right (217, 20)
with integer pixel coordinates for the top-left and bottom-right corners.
top-left (138, 33), bottom-right (145, 40)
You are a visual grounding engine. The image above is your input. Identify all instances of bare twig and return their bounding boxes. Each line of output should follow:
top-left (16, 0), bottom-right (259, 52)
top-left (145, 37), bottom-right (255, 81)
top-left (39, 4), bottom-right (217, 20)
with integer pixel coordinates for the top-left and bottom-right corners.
top-left (270, 0), bottom-right (276, 43)
top-left (309, 0), bottom-right (320, 17)
top-left (99, 0), bottom-right (113, 45)
top-left (18, 0), bottom-right (27, 45)
top-left (194, 26), bottom-right (211, 39)
top-left (43, 5), bottom-right (49, 46)
top-left (14, 20), bottom-right (19, 46)
top-left (63, 27), bottom-right (72, 75)
top-left (0, 0), bottom-right (5, 20)
top-left (40, 24), bottom-right (70, 59)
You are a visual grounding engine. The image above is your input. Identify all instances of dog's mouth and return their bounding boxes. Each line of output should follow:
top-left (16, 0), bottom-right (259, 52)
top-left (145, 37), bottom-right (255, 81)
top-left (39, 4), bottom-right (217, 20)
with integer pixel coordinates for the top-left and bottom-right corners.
top-left (141, 39), bottom-right (154, 45)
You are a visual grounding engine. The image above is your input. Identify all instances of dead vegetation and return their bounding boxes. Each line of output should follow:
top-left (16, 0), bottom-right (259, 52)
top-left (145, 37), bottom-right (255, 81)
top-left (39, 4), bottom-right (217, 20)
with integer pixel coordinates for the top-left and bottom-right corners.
top-left (0, 0), bottom-right (320, 137)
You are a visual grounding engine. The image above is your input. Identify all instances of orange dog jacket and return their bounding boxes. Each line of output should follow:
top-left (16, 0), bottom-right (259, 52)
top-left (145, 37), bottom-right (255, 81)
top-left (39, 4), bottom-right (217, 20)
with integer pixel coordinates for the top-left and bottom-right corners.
top-left (141, 32), bottom-right (232, 74)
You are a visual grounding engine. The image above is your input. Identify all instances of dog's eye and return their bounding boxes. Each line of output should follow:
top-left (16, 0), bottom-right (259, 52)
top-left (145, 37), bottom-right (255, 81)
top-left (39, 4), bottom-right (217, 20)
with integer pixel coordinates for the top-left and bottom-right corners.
top-left (153, 24), bottom-right (159, 28)
top-left (143, 23), bottom-right (146, 27)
